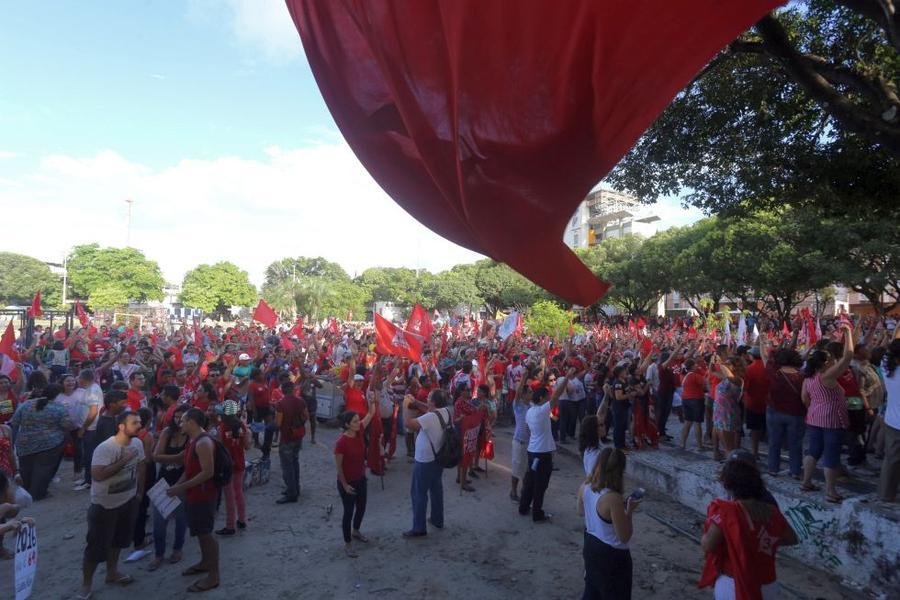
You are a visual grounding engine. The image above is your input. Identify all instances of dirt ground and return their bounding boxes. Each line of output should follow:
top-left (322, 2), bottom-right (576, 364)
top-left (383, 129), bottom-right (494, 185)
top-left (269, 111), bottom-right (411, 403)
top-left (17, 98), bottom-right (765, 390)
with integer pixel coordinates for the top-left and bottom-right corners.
top-left (1, 423), bottom-right (864, 600)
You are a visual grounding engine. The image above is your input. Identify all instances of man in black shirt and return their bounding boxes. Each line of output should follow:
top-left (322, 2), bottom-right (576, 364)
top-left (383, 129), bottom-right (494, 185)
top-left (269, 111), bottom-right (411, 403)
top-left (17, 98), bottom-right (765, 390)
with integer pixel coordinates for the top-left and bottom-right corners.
top-left (95, 390), bottom-right (128, 446)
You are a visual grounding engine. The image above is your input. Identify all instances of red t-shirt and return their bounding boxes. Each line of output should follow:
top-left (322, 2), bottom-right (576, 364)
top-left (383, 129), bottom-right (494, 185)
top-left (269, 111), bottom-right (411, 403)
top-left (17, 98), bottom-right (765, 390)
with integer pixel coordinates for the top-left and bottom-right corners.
top-left (185, 436), bottom-right (218, 503)
top-left (219, 424), bottom-right (247, 472)
top-left (278, 395), bottom-right (308, 442)
top-left (344, 387), bottom-right (366, 415)
top-left (334, 433), bottom-right (366, 481)
top-left (682, 372), bottom-right (706, 400)
top-left (126, 389), bottom-right (144, 412)
top-left (249, 382), bottom-right (271, 409)
top-left (742, 359), bottom-right (769, 413)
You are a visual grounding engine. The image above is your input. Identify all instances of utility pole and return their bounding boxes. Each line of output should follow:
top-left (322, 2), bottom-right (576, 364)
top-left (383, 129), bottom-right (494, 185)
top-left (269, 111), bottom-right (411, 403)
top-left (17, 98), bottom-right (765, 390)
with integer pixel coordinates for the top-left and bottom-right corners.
top-left (125, 197), bottom-right (134, 247)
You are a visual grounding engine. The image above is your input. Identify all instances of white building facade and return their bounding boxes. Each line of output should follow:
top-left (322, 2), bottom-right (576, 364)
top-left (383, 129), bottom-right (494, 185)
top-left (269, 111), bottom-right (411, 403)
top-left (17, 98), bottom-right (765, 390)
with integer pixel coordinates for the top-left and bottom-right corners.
top-left (563, 188), bottom-right (661, 249)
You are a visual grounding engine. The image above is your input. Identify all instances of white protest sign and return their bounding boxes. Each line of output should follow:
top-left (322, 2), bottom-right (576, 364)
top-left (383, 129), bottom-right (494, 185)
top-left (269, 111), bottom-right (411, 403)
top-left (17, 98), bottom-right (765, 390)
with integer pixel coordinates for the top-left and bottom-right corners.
top-left (14, 521), bottom-right (37, 600)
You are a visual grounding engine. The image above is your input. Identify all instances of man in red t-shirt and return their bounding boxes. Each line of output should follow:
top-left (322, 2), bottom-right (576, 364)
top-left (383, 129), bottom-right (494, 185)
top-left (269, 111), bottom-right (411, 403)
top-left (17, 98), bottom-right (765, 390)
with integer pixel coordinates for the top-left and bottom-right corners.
top-left (126, 372), bottom-right (146, 411)
top-left (742, 348), bottom-right (770, 460)
top-left (248, 368), bottom-right (274, 458)
top-left (275, 381), bottom-right (308, 504)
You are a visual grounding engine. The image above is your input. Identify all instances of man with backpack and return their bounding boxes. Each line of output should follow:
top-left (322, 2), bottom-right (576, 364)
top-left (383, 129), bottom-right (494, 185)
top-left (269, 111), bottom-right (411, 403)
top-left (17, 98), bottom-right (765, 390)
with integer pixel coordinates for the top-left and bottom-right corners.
top-left (402, 389), bottom-right (455, 537)
top-left (166, 407), bottom-right (221, 593)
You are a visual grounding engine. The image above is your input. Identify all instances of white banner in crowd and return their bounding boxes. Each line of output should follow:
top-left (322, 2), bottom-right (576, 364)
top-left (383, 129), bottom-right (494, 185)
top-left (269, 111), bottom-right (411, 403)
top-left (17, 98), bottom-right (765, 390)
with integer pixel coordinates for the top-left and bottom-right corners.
top-left (15, 522), bottom-right (37, 600)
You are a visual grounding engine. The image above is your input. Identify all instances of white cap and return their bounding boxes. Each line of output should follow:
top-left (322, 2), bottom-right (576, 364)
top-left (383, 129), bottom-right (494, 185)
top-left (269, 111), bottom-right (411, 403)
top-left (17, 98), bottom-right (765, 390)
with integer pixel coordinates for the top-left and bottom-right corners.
top-left (238, 353), bottom-right (251, 361)
top-left (353, 374), bottom-right (365, 381)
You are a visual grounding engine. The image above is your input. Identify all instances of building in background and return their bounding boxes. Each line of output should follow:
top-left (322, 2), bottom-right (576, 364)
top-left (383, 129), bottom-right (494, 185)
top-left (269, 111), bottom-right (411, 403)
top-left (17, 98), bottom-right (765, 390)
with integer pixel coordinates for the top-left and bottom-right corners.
top-left (563, 187), bottom-right (661, 250)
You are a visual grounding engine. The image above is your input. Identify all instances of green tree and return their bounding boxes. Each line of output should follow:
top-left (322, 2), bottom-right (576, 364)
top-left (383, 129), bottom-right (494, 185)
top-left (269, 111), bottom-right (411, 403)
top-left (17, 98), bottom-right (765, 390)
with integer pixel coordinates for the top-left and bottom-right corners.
top-left (88, 283), bottom-right (129, 310)
top-left (608, 1), bottom-right (900, 218)
top-left (263, 256), bottom-right (350, 288)
top-left (0, 252), bottom-right (61, 307)
top-left (317, 279), bottom-right (368, 320)
top-left (427, 270), bottom-right (482, 311)
top-left (656, 219), bottom-right (732, 313)
top-left (180, 262), bottom-right (257, 318)
top-left (356, 267), bottom-right (426, 305)
top-left (459, 260), bottom-right (543, 314)
top-left (68, 244), bottom-right (164, 303)
top-left (579, 235), bottom-right (665, 316)
top-left (525, 300), bottom-right (581, 339)
top-left (293, 277), bottom-right (337, 322)
top-left (801, 211), bottom-right (900, 316)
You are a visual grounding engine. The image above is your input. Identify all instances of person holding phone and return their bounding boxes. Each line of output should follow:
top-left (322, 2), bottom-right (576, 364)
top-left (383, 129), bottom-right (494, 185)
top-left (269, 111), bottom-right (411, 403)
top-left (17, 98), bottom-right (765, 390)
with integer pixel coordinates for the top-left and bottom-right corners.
top-left (577, 447), bottom-right (640, 600)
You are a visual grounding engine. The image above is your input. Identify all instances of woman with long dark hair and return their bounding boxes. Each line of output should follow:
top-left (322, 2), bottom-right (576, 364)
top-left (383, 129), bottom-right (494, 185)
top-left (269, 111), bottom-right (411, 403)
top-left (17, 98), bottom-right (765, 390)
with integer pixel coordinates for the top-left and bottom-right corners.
top-left (334, 394), bottom-right (376, 557)
top-left (800, 323), bottom-right (854, 503)
top-left (8, 383), bottom-right (74, 500)
top-left (149, 403), bottom-right (189, 570)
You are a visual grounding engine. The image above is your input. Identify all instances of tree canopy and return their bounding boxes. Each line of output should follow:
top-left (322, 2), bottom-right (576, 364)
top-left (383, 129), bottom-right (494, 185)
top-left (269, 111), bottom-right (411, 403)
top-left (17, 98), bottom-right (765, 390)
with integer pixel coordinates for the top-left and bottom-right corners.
top-left (608, 0), bottom-right (899, 218)
top-left (180, 262), bottom-right (257, 317)
top-left (0, 252), bottom-right (61, 307)
top-left (524, 300), bottom-right (581, 340)
top-left (68, 244), bottom-right (164, 305)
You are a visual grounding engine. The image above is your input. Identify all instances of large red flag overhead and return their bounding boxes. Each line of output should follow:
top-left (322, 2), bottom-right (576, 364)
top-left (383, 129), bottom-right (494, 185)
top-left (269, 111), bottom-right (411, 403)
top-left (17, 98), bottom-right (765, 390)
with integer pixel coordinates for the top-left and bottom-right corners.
top-left (375, 313), bottom-right (423, 362)
top-left (405, 303), bottom-right (433, 340)
top-left (286, 0), bottom-right (783, 305)
top-left (252, 299), bottom-right (278, 329)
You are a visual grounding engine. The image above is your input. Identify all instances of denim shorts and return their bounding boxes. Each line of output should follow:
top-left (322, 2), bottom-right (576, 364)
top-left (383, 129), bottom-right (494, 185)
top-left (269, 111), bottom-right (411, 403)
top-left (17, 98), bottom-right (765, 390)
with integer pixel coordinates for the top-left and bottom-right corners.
top-left (806, 425), bottom-right (843, 469)
top-left (683, 399), bottom-right (705, 423)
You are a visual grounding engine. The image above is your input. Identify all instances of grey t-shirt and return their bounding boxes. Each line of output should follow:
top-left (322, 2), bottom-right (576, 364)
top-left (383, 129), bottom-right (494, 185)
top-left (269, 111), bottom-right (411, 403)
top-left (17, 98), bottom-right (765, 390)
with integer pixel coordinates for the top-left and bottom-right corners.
top-left (90, 436), bottom-right (144, 509)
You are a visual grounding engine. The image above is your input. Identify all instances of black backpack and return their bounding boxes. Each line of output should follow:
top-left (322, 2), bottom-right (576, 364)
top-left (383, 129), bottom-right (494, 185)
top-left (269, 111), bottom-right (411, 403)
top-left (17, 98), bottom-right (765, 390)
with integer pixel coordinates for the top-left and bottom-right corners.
top-left (195, 434), bottom-right (233, 487)
top-left (428, 408), bottom-right (461, 469)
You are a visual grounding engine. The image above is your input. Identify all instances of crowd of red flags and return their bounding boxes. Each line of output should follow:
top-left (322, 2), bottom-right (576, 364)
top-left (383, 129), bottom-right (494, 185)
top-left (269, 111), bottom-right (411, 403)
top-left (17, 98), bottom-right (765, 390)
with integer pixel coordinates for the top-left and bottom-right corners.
top-left (374, 313), bottom-right (424, 362)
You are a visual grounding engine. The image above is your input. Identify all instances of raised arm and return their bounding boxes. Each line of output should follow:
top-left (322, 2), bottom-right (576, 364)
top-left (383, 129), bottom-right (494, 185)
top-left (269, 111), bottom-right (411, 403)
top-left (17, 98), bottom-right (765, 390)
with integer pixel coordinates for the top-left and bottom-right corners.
top-left (822, 324), bottom-right (854, 385)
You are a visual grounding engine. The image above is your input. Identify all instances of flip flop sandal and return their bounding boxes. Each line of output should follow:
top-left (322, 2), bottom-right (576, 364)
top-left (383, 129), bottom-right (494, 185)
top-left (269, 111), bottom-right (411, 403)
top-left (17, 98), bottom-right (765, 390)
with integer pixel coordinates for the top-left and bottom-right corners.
top-left (826, 494), bottom-right (844, 504)
top-left (182, 566), bottom-right (209, 576)
top-left (187, 581), bottom-right (219, 593)
top-left (352, 532), bottom-right (369, 543)
top-left (800, 483), bottom-right (821, 492)
top-left (147, 558), bottom-right (163, 572)
top-left (106, 574), bottom-right (134, 586)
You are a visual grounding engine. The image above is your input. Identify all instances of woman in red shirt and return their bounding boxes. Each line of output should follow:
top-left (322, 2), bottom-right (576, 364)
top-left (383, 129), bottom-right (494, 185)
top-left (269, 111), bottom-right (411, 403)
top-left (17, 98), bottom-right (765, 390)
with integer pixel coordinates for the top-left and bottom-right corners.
top-left (700, 459), bottom-right (798, 598)
top-left (334, 396), bottom-right (376, 558)
top-left (216, 401), bottom-right (250, 536)
top-left (680, 359), bottom-right (707, 451)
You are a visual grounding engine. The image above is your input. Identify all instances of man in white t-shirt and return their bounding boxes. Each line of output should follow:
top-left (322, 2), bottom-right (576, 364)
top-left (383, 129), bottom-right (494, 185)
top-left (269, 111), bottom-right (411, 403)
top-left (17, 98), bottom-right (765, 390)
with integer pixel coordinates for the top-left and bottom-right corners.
top-left (78, 411), bottom-right (145, 598)
top-left (519, 368), bottom-right (571, 522)
top-left (76, 369), bottom-right (105, 491)
top-left (402, 389), bottom-right (452, 537)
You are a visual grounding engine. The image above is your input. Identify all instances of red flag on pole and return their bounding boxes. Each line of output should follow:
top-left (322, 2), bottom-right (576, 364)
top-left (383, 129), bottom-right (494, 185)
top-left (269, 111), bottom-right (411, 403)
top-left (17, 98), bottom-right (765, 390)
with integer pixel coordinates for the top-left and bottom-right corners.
top-left (329, 318), bottom-right (339, 335)
top-left (0, 320), bottom-right (17, 376)
top-left (192, 317), bottom-right (204, 347)
top-left (375, 313), bottom-right (423, 362)
top-left (280, 334), bottom-right (295, 351)
top-left (27, 290), bottom-right (43, 318)
top-left (291, 317), bottom-right (305, 340)
top-left (75, 300), bottom-right (90, 327)
top-left (405, 303), bottom-right (434, 339)
top-left (252, 299), bottom-right (278, 329)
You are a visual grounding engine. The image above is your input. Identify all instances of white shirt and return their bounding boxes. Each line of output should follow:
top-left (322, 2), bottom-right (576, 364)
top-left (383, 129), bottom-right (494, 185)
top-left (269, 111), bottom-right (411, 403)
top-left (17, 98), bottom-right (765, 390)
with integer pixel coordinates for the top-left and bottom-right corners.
top-left (414, 407), bottom-right (452, 463)
top-left (884, 364), bottom-right (900, 430)
top-left (646, 363), bottom-right (660, 393)
top-left (81, 383), bottom-right (104, 431)
top-left (57, 389), bottom-right (85, 426)
top-left (526, 402), bottom-right (555, 453)
top-left (90, 436), bottom-right (145, 509)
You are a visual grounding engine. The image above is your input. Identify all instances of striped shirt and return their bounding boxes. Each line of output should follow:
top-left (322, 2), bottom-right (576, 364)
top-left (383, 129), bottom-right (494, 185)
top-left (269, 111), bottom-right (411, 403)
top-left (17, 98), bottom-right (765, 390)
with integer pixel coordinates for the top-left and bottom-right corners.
top-left (804, 373), bottom-right (848, 429)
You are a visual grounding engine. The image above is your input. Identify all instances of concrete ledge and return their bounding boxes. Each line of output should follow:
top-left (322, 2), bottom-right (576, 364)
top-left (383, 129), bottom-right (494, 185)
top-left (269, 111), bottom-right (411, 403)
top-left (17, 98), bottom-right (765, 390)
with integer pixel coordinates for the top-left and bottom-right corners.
top-left (620, 446), bottom-right (899, 598)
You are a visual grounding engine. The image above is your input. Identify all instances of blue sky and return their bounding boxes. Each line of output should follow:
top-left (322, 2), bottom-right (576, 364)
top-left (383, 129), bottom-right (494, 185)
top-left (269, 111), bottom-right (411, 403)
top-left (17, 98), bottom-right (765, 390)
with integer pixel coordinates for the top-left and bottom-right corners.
top-left (0, 1), bottom-right (702, 286)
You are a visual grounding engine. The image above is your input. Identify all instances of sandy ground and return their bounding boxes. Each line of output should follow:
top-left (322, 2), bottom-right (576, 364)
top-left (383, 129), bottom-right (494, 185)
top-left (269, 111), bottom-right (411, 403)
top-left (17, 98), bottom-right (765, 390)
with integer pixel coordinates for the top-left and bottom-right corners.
top-left (1, 423), bottom-right (864, 600)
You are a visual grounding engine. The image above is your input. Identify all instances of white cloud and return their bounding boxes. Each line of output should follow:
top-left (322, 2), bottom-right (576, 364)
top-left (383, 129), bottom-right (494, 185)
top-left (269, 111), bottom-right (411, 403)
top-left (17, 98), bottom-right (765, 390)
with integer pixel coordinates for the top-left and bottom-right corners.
top-left (0, 151), bottom-right (18, 159)
top-left (190, 0), bottom-right (304, 64)
top-left (0, 143), bottom-right (484, 287)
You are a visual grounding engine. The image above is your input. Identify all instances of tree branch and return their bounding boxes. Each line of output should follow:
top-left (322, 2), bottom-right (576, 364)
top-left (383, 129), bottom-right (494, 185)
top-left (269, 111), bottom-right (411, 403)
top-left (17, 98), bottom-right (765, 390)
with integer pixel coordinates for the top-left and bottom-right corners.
top-left (754, 14), bottom-right (900, 156)
top-left (834, 0), bottom-right (900, 54)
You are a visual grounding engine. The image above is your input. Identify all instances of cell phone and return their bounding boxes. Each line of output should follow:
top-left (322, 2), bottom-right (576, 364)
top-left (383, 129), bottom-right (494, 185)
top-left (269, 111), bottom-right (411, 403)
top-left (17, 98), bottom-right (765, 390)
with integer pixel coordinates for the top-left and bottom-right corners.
top-left (628, 488), bottom-right (646, 502)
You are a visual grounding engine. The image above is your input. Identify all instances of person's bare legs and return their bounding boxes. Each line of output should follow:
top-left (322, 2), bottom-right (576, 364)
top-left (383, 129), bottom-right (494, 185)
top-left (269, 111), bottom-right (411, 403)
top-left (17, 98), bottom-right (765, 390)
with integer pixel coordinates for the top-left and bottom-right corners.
top-left (694, 423), bottom-right (704, 450)
top-left (802, 455), bottom-right (818, 489)
top-left (103, 548), bottom-right (126, 582)
top-left (79, 559), bottom-right (99, 596)
top-left (824, 467), bottom-right (840, 499)
top-left (680, 420), bottom-right (691, 450)
top-left (192, 534), bottom-right (219, 589)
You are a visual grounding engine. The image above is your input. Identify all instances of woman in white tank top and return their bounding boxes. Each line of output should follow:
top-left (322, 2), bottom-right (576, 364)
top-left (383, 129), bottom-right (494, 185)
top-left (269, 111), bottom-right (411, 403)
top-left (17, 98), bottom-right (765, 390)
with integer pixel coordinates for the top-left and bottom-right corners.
top-left (577, 447), bottom-right (641, 600)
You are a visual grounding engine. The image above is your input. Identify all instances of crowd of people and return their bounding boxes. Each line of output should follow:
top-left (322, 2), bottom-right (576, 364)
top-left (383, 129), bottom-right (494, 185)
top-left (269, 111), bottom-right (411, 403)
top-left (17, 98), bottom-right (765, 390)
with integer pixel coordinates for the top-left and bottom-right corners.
top-left (0, 307), bottom-right (897, 599)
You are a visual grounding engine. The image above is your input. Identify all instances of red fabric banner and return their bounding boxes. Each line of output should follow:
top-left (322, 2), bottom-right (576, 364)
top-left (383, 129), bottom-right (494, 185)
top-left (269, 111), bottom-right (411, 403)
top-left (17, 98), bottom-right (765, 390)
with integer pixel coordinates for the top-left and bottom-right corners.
top-left (375, 313), bottom-right (424, 362)
top-left (286, 0), bottom-right (782, 305)
top-left (27, 290), bottom-right (43, 318)
top-left (252, 299), bottom-right (278, 329)
top-left (459, 412), bottom-right (482, 468)
top-left (75, 300), bottom-right (90, 327)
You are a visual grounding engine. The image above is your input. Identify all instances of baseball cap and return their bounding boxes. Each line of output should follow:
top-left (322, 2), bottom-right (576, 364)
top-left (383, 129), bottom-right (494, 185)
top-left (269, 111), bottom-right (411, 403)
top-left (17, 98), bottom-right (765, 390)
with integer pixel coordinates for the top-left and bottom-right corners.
top-left (353, 374), bottom-right (365, 381)
top-left (238, 353), bottom-right (251, 361)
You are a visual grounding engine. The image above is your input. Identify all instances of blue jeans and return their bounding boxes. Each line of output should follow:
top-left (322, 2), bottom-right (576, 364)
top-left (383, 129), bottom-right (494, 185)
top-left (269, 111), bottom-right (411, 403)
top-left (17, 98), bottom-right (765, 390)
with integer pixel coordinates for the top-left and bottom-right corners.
top-left (612, 400), bottom-right (630, 449)
top-left (766, 408), bottom-right (805, 476)
top-left (410, 460), bottom-right (444, 533)
top-left (279, 440), bottom-right (302, 498)
top-left (152, 502), bottom-right (186, 558)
